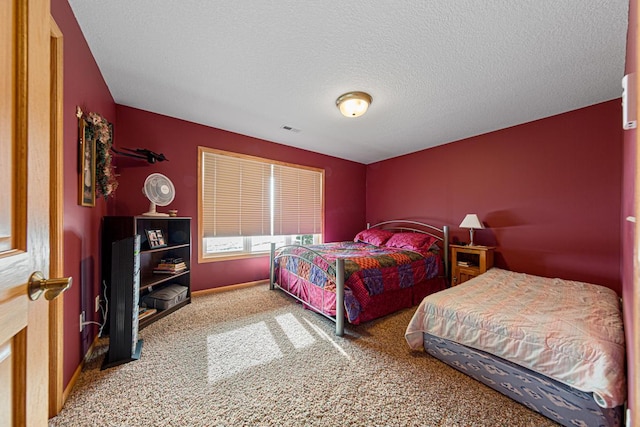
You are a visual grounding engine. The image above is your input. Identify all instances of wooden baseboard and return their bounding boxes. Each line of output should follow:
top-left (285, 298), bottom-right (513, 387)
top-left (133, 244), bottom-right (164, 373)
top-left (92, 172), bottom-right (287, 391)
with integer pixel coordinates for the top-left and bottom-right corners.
top-left (62, 334), bottom-right (100, 404)
top-left (191, 279), bottom-right (268, 297)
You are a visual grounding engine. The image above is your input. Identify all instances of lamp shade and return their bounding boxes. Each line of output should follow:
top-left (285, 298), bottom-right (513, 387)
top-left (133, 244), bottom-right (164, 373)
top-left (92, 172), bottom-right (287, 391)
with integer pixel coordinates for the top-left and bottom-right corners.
top-left (336, 92), bottom-right (372, 118)
top-left (459, 214), bottom-right (484, 229)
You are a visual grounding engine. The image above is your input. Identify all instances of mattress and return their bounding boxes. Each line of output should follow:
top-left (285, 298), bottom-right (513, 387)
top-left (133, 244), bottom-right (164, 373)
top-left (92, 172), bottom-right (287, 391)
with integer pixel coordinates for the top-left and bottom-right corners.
top-left (405, 268), bottom-right (626, 408)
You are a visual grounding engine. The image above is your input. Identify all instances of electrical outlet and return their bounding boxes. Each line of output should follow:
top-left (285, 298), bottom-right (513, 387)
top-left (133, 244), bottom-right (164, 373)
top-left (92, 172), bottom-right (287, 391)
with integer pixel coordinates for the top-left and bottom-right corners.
top-left (79, 312), bottom-right (84, 333)
top-left (95, 295), bottom-right (100, 312)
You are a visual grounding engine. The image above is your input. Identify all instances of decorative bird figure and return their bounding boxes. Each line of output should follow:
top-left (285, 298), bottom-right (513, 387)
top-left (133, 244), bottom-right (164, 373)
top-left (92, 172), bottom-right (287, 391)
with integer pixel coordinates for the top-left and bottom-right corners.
top-left (111, 147), bottom-right (169, 163)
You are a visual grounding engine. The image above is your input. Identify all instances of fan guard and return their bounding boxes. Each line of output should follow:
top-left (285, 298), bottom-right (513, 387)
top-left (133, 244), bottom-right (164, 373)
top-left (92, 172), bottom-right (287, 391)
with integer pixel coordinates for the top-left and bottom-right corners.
top-left (141, 173), bottom-right (175, 216)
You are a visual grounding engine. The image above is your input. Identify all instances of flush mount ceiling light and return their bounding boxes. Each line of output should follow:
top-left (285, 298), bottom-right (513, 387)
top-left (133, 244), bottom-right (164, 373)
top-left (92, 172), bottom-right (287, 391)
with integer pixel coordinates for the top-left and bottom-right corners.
top-left (336, 91), bottom-right (372, 118)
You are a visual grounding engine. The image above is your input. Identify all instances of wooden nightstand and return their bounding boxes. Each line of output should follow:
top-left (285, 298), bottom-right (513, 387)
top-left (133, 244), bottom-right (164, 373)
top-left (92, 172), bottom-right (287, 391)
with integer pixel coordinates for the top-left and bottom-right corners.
top-left (451, 244), bottom-right (495, 286)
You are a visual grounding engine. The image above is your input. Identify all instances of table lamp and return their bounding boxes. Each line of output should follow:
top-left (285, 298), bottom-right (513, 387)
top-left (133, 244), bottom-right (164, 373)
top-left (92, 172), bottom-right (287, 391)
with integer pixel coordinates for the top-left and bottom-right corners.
top-left (459, 214), bottom-right (484, 246)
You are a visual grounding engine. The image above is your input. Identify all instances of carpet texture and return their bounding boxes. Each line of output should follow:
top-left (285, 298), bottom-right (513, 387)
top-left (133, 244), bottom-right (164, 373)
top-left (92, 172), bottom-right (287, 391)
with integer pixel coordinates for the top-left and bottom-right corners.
top-left (49, 285), bottom-right (558, 426)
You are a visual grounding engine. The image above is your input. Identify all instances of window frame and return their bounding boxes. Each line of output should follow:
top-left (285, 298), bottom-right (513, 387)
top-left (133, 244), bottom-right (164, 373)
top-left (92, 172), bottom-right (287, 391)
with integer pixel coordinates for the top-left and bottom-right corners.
top-left (197, 147), bottom-right (324, 262)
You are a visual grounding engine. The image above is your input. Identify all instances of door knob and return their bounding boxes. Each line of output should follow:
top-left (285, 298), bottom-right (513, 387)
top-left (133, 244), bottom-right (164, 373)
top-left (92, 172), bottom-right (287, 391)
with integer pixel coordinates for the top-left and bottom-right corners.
top-left (28, 271), bottom-right (72, 301)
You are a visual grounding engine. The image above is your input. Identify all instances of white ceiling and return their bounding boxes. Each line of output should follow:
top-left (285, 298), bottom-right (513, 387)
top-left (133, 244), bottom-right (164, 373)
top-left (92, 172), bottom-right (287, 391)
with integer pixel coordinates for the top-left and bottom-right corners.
top-left (68, 1), bottom-right (629, 165)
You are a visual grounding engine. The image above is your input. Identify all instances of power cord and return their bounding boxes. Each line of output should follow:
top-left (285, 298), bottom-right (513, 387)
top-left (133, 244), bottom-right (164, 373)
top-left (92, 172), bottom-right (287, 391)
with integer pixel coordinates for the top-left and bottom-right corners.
top-left (81, 282), bottom-right (109, 337)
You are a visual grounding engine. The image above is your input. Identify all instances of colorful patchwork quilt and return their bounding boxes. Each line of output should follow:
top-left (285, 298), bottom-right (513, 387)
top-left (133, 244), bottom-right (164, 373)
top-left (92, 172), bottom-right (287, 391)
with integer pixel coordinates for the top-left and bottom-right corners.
top-left (274, 241), bottom-right (441, 322)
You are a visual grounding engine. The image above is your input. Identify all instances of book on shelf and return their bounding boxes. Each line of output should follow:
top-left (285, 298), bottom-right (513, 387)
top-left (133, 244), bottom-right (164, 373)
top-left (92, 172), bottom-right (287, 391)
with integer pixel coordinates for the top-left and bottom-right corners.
top-left (157, 260), bottom-right (186, 267)
top-left (138, 306), bottom-right (157, 320)
top-left (153, 259), bottom-right (187, 274)
top-left (457, 261), bottom-right (473, 267)
top-left (155, 262), bottom-right (187, 269)
top-left (153, 268), bottom-right (187, 274)
top-left (160, 257), bottom-right (183, 264)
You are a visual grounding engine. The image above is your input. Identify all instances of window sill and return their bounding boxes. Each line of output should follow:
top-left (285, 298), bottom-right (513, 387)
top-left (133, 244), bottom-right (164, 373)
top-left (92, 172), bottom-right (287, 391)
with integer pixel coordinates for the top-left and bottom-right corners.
top-left (198, 251), bottom-right (270, 263)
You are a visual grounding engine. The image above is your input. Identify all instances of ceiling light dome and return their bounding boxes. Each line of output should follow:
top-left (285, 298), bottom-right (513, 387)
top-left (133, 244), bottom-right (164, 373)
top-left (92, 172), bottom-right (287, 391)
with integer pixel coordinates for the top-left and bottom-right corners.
top-left (336, 91), bottom-right (372, 118)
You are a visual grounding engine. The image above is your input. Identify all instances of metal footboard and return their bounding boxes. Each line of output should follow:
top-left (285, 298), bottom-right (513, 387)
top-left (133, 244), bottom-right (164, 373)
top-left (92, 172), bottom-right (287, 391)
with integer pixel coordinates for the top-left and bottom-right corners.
top-left (270, 243), bottom-right (345, 336)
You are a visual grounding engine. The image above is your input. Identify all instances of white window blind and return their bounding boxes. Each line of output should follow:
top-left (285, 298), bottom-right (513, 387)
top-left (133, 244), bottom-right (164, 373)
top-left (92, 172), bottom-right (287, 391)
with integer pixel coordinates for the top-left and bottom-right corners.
top-left (201, 148), bottom-right (323, 238)
top-left (202, 152), bottom-right (270, 237)
top-left (273, 165), bottom-right (322, 235)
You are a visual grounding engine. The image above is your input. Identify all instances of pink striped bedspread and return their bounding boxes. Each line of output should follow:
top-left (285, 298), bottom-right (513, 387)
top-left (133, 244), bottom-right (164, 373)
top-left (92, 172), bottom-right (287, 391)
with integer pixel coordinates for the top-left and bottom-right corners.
top-left (405, 268), bottom-right (626, 408)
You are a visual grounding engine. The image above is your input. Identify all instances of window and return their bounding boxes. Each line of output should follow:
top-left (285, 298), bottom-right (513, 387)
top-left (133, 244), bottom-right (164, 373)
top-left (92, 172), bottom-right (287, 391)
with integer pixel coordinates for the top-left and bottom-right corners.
top-left (198, 147), bottom-right (324, 260)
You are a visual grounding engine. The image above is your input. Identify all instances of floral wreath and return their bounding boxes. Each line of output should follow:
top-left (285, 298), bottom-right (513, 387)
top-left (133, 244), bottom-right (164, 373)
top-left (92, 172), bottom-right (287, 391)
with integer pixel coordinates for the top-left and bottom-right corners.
top-left (77, 107), bottom-right (118, 199)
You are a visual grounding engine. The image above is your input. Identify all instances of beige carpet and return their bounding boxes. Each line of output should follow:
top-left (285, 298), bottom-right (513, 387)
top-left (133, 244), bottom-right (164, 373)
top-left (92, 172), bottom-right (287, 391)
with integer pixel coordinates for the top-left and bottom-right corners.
top-left (49, 285), bottom-right (557, 427)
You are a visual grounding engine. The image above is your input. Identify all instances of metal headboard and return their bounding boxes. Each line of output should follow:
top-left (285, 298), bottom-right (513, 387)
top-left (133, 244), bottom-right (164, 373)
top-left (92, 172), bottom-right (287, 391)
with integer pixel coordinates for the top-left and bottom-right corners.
top-left (367, 219), bottom-right (450, 281)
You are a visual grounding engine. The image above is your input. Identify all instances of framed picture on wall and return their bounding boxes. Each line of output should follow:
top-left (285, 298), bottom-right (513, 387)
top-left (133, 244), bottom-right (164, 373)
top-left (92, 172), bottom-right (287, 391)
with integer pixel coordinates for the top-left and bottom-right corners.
top-left (145, 229), bottom-right (167, 249)
top-left (77, 110), bottom-right (96, 207)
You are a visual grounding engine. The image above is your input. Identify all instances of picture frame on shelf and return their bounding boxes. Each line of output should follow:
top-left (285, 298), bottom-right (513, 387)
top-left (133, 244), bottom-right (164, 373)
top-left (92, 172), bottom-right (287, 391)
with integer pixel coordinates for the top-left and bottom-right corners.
top-left (145, 229), bottom-right (167, 249)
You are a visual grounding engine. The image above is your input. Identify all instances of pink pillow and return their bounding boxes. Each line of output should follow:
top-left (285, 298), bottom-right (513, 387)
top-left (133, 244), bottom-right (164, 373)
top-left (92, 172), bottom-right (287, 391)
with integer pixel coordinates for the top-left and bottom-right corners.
top-left (354, 228), bottom-right (394, 246)
top-left (385, 232), bottom-right (438, 251)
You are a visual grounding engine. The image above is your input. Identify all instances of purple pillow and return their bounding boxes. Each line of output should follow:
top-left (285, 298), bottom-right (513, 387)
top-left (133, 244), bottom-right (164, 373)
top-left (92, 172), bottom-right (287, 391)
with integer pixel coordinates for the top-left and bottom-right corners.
top-left (354, 228), bottom-right (394, 246)
top-left (385, 232), bottom-right (438, 252)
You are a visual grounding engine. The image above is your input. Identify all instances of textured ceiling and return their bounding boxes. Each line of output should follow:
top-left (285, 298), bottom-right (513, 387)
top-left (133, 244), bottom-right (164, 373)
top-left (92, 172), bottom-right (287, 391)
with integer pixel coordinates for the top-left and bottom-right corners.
top-left (68, 1), bottom-right (629, 164)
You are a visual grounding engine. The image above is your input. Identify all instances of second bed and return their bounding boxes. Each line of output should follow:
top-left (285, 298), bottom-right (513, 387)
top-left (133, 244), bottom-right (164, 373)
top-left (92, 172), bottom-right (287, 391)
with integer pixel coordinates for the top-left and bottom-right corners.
top-left (405, 267), bottom-right (626, 427)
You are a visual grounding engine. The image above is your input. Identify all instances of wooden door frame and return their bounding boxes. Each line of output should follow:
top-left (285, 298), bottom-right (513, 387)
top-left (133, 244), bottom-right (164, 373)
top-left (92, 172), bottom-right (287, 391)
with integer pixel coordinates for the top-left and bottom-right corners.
top-left (48, 15), bottom-right (64, 418)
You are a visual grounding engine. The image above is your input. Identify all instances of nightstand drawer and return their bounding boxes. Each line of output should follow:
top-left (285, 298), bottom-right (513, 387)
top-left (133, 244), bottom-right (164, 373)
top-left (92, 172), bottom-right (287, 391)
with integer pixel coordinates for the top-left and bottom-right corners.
top-left (454, 267), bottom-right (480, 286)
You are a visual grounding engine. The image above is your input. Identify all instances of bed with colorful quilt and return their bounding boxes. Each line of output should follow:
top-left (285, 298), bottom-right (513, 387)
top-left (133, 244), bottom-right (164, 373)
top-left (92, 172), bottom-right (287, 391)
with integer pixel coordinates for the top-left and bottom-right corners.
top-left (405, 267), bottom-right (626, 427)
top-left (269, 220), bottom-right (449, 336)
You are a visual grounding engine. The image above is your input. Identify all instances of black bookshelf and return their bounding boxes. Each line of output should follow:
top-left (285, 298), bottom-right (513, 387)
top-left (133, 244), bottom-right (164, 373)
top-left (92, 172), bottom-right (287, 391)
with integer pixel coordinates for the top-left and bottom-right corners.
top-left (101, 216), bottom-right (192, 332)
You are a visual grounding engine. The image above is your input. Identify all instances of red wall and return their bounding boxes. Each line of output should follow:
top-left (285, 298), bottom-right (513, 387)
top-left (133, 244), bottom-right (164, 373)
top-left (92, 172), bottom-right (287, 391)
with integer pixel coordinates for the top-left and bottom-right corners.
top-left (51, 0), bottom-right (116, 387)
top-left (367, 100), bottom-right (623, 292)
top-left (53, 0), bottom-right (636, 411)
top-left (112, 106), bottom-right (367, 290)
top-left (622, 0), bottom-right (637, 416)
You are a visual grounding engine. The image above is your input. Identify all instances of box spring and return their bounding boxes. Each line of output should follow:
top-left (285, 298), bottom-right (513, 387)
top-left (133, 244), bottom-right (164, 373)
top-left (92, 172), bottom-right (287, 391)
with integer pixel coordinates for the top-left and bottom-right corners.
top-left (421, 332), bottom-right (622, 427)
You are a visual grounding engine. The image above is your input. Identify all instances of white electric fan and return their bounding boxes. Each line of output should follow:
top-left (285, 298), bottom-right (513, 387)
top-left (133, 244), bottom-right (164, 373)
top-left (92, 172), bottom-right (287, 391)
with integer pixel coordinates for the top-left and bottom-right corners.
top-left (141, 173), bottom-right (175, 216)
